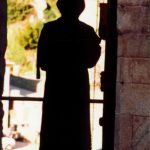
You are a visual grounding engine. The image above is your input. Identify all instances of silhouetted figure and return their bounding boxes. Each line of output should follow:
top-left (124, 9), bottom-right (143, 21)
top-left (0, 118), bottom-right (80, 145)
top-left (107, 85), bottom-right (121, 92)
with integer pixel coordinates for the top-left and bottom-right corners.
top-left (37, 0), bottom-right (101, 149)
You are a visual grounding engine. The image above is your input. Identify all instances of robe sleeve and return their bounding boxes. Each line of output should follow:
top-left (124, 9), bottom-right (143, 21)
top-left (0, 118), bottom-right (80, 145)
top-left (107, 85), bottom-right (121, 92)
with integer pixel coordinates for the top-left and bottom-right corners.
top-left (36, 24), bottom-right (48, 78)
top-left (81, 27), bottom-right (101, 68)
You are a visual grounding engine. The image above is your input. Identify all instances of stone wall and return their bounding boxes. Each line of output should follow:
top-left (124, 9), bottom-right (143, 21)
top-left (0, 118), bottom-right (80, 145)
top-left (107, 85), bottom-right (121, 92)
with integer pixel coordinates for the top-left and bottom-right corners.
top-left (115, 0), bottom-right (150, 149)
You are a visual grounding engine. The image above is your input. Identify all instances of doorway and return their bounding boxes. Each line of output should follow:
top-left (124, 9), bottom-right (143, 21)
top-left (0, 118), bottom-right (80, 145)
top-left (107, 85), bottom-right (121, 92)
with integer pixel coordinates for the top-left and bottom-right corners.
top-left (1, 0), bottom-right (117, 150)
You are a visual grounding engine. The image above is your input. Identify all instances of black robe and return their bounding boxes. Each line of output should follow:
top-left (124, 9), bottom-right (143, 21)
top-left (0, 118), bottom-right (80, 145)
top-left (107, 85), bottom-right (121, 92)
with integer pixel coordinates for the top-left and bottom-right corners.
top-left (37, 17), bottom-right (101, 150)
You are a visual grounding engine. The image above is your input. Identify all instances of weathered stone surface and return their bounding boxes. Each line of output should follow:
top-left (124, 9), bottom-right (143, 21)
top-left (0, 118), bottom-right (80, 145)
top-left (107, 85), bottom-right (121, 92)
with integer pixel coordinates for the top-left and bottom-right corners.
top-left (115, 114), bottom-right (150, 150)
top-left (117, 57), bottom-right (150, 84)
top-left (115, 113), bottom-right (132, 150)
top-left (132, 115), bottom-right (150, 150)
top-left (116, 58), bottom-right (121, 82)
top-left (118, 33), bottom-right (150, 57)
top-left (116, 0), bottom-right (150, 149)
top-left (118, 0), bottom-right (149, 6)
top-left (116, 83), bottom-right (150, 115)
top-left (117, 5), bottom-right (149, 33)
top-left (132, 58), bottom-right (150, 84)
top-left (117, 57), bottom-right (133, 83)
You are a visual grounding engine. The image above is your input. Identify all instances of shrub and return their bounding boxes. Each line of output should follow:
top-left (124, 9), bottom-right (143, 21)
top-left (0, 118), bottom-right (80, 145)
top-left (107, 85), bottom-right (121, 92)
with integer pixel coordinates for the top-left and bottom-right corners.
top-left (19, 21), bottom-right (43, 50)
top-left (7, 0), bottom-right (34, 24)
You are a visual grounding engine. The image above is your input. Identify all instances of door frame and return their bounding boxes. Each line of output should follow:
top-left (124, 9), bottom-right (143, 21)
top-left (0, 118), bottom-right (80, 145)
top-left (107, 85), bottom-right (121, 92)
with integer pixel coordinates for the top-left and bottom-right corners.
top-left (101, 0), bottom-right (118, 149)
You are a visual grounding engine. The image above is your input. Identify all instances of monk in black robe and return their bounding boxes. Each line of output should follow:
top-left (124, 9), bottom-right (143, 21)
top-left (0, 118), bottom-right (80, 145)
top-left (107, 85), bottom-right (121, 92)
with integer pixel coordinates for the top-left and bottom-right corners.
top-left (37, 0), bottom-right (101, 149)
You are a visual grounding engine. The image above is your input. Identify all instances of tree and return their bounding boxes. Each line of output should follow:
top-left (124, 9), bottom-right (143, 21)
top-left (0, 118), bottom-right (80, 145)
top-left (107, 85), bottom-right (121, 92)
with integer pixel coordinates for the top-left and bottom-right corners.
top-left (6, 0), bottom-right (60, 75)
top-left (7, 0), bottom-right (34, 24)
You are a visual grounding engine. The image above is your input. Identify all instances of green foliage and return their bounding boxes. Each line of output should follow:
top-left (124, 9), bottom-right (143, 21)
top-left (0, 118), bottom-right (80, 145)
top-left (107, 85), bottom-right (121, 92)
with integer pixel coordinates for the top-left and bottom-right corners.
top-left (19, 21), bottom-right (43, 50)
top-left (6, 0), bottom-right (60, 75)
top-left (6, 25), bottom-right (38, 75)
top-left (44, 0), bottom-right (60, 22)
top-left (7, 0), bottom-right (34, 24)
top-left (6, 27), bottom-right (26, 65)
top-left (44, 9), bottom-right (57, 22)
top-left (6, 21), bottom-right (43, 75)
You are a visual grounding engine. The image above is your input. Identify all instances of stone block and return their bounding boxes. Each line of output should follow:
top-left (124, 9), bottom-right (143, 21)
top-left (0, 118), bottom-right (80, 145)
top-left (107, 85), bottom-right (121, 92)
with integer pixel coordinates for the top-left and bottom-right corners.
top-left (132, 58), bottom-right (150, 84)
top-left (117, 57), bottom-right (133, 83)
top-left (115, 114), bottom-right (150, 150)
top-left (117, 57), bottom-right (150, 84)
top-left (131, 115), bottom-right (150, 149)
top-left (118, 0), bottom-right (149, 6)
top-left (118, 33), bottom-right (150, 57)
top-left (117, 5), bottom-right (149, 34)
top-left (115, 113), bottom-right (132, 150)
top-left (116, 83), bottom-right (150, 115)
top-left (116, 58), bottom-right (121, 82)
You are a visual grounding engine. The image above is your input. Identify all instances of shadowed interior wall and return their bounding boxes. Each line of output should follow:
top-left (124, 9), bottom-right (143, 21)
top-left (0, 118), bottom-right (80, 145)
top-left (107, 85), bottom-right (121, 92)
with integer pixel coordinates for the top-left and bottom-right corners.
top-left (115, 0), bottom-right (150, 149)
top-left (0, 0), bottom-right (7, 149)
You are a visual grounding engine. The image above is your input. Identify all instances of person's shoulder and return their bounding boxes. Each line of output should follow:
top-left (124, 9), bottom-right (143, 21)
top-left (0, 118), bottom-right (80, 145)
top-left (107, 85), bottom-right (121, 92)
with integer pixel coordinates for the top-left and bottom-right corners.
top-left (79, 20), bottom-right (101, 42)
top-left (43, 18), bottom-right (61, 29)
top-left (79, 21), bottom-right (95, 31)
top-left (44, 18), bottom-right (61, 31)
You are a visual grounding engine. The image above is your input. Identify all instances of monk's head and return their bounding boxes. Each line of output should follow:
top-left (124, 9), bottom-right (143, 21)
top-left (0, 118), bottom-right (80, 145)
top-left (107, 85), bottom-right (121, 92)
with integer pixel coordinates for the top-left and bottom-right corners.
top-left (57, 0), bottom-right (85, 19)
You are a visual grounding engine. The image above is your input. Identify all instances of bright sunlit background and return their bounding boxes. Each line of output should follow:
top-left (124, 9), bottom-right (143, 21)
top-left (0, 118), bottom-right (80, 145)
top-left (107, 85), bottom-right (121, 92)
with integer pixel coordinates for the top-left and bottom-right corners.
top-left (2, 0), bottom-right (105, 149)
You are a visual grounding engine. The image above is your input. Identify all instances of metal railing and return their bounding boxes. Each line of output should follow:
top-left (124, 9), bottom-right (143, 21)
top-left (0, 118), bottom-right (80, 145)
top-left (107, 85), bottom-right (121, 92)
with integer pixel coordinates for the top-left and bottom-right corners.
top-left (2, 96), bottom-right (104, 103)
